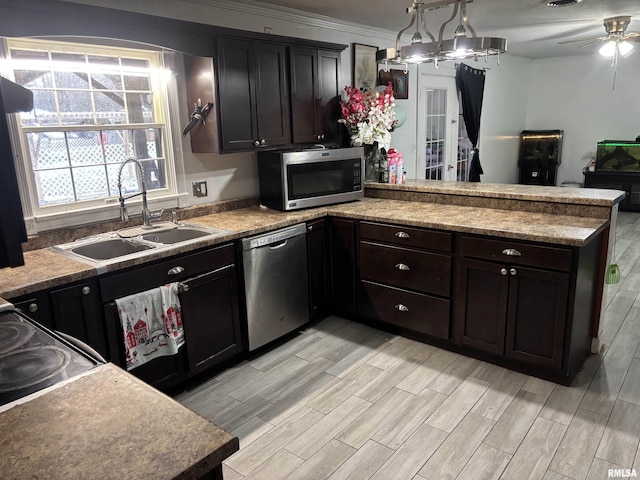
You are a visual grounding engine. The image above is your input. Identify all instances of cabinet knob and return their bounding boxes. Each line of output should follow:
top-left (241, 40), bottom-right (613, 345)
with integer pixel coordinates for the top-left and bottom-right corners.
top-left (510, 268), bottom-right (518, 276)
top-left (395, 263), bottom-right (410, 271)
top-left (502, 248), bottom-right (522, 257)
top-left (168, 266), bottom-right (185, 275)
top-left (317, 135), bottom-right (322, 141)
top-left (395, 304), bottom-right (410, 312)
top-left (178, 283), bottom-right (190, 293)
top-left (500, 268), bottom-right (508, 276)
top-left (254, 140), bottom-right (260, 146)
top-left (307, 225), bottom-right (313, 232)
top-left (395, 232), bottom-right (410, 239)
top-left (28, 303), bottom-right (38, 313)
top-left (260, 139), bottom-right (266, 145)
top-left (82, 286), bottom-right (91, 295)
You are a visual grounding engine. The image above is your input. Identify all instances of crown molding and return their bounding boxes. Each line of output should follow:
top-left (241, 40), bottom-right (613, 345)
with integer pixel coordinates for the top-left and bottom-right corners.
top-left (183, 0), bottom-right (401, 43)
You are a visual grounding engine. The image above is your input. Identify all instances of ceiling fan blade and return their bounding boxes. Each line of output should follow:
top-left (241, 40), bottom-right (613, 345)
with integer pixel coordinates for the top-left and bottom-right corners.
top-left (576, 40), bottom-right (600, 49)
top-left (558, 35), bottom-right (605, 45)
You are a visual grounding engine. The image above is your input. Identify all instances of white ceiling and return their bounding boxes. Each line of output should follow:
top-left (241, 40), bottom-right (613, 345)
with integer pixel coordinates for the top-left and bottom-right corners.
top-left (231, 0), bottom-right (640, 59)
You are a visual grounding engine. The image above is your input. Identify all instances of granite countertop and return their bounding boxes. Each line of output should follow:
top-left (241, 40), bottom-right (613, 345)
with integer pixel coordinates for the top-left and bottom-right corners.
top-left (0, 363), bottom-right (238, 480)
top-left (366, 180), bottom-right (626, 206)
top-left (0, 196), bottom-right (610, 299)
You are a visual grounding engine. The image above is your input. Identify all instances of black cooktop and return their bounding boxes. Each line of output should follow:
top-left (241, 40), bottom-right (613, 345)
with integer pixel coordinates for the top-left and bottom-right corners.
top-left (0, 310), bottom-right (102, 407)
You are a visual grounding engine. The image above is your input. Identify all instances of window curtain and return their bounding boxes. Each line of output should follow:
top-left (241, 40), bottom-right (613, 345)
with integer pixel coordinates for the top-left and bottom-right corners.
top-left (456, 63), bottom-right (486, 182)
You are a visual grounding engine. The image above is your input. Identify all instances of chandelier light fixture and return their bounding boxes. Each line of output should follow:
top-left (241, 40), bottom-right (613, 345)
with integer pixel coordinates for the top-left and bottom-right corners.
top-left (377, 0), bottom-right (507, 68)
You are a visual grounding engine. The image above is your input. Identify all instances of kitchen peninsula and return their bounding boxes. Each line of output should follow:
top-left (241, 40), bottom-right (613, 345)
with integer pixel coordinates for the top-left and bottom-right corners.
top-left (0, 364), bottom-right (239, 480)
top-left (0, 182), bottom-right (625, 477)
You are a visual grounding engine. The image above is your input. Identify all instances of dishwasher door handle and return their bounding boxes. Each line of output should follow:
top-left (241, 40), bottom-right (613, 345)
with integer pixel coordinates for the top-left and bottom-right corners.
top-left (268, 239), bottom-right (288, 250)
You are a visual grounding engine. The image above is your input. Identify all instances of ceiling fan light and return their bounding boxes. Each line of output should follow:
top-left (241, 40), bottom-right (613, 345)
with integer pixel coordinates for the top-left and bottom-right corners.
top-left (619, 41), bottom-right (634, 57)
top-left (599, 41), bottom-right (616, 58)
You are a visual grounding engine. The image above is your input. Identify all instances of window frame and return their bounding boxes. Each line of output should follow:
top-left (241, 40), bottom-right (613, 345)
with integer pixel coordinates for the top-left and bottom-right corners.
top-left (2, 37), bottom-right (184, 234)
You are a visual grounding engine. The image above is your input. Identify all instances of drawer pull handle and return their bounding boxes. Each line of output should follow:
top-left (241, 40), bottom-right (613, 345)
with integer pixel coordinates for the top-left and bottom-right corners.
top-left (395, 304), bottom-right (410, 312)
top-left (500, 268), bottom-right (508, 276)
top-left (168, 266), bottom-right (185, 275)
top-left (395, 232), bottom-right (410, 239)
top-left (395, 263), bottom-right (410, 271)
top-left (510, 268), bottom-right (518, 276)
top-left (502, 248), bottom-right (522, 257)
top-left (178, 283), bottom-right (190, 293)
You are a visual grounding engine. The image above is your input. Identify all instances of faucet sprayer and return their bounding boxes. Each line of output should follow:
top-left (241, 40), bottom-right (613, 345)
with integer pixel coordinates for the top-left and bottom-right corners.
top-left (117, 158), bottom-right (162, 228)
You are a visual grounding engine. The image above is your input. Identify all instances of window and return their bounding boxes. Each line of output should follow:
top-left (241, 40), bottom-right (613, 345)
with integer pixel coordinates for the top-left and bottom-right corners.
top-left (3, 38), bottom-right (179, 230)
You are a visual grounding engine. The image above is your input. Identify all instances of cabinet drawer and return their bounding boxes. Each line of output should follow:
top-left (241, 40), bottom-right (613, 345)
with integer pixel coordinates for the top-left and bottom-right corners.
top-left (360, 280), bottom-right (450, 339)
top-left (360, 241), bottom-right (451, 297)
top-left (459, 236), bottom-right (572, 271)
top-left (360, 222), bottom-right (452, 253)
top-left (100, 244), bottom-right (236, 301)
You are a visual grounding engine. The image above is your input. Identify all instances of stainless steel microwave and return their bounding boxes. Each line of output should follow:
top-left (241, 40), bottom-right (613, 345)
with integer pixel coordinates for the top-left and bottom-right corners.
top-left (257, 147), bottom-right (364, 211)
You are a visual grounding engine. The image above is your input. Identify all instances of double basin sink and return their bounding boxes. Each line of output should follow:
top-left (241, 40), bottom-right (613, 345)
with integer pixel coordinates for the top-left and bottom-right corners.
top-left (54, 223), bottom-right (231, 266)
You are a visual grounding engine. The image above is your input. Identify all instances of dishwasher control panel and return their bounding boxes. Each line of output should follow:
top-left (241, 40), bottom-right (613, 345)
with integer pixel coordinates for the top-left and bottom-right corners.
top-left (242, 223), bottom-right (307, 250)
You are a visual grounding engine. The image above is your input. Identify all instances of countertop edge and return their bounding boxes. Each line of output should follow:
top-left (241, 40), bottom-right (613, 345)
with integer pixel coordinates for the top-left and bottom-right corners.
top-left (365, 180), bottom-right (626, 206)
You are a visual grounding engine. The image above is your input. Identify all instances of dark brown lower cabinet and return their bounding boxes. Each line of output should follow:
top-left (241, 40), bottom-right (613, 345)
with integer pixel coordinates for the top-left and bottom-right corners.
top-left (11, 278), bottom-right (107, 358)
top-left (101, 244), bottom-right (243, 390)
top-left (456, 257), bottom-right (570, 370)
top-left (50, 279), bottom-right (108, 358)
top-left (307, 218), bottom-right (329, 320)
top-left (180, 265), bottom-right (242, 376)
top-left (329, 218), bottom-right (357, 315)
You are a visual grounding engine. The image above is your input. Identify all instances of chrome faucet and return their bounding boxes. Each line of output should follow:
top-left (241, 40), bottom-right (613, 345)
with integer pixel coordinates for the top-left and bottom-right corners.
top-left (117, 158), bottom-right (162, 228)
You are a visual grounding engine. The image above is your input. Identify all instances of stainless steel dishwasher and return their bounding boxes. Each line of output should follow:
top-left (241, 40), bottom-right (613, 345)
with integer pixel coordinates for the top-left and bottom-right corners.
top-left (242, 223), bottom-right (309, 351)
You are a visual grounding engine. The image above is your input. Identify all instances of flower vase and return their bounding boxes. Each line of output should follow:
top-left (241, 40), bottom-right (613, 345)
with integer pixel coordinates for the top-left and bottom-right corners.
top-left (363, 142), bottom-right (386, 182)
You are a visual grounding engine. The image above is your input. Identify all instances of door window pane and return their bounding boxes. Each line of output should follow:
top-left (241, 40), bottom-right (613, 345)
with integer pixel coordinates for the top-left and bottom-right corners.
top-left (425, 88), bottom-right (446, 180)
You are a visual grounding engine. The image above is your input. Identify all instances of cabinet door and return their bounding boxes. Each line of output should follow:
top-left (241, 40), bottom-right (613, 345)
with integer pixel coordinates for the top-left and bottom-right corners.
top-left (50, 279), bottom-right (108, 358)
top-left (317, 49), bottom-right (341, 142)
top-left (307, 218), bottom-right (329, 320)
top-left (455, 258), bottom-right (509, 355)
top-left (11, 291), bottom-right (53, 329)
top-left (104, 301), bottom-right (188, 390)
top-left (217, 37), bottom-right (258, 151)
top-left (180, 265), bottom-right (242, 375)
top-left (329, 218), bottom-right (357, 315)
top-left (505, 266), bottom-right (569, 369)
top-left (290, 46), bottom-right (319, 144)
top-left (254, 42), bottom-right (290, 147)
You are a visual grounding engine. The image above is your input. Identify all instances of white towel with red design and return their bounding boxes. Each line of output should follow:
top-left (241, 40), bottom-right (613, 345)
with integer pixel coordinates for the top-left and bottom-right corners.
top-left (116, 282), bottom-right (184, 371)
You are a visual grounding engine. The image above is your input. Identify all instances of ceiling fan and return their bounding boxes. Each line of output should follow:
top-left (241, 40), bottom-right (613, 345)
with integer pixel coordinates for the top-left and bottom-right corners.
top-left (559, 16), bottom-right (640, 63)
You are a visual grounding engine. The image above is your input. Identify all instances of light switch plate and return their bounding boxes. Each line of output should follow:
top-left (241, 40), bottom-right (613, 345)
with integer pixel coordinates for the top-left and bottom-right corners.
top-left (192, 180), bottom-right (208, 197)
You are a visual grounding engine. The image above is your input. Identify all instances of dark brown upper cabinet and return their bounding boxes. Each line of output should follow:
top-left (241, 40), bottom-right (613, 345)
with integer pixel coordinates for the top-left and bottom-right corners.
top-left (289, 47), bottom-right (342, 144)
top-left (216, 38), bottom-right (290, 152)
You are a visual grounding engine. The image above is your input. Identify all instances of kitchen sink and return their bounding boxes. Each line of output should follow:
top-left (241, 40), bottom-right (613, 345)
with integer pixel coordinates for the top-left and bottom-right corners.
top-left (53, 224), bottom-right (232, 266)
top-left (142, 226), bottom-right (226, 245)
top-left (69, 238), bottom-right (156, 261)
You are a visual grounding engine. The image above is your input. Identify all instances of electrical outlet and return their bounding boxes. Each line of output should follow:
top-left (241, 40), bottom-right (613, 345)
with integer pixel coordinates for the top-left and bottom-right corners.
top-left (192, 180), bottom-right (208, 198)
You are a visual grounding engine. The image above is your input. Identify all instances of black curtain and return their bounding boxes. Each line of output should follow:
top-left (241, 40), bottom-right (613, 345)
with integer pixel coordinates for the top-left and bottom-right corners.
top-left (456, 63), bottom-right (486, 182)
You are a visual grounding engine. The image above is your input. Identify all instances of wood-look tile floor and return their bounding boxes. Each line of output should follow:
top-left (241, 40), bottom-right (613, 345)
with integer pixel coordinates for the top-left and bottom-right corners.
top-left (176, 211), bottom-right (640, 480)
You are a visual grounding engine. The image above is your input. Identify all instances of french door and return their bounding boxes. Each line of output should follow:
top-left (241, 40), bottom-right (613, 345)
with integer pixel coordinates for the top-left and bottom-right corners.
top-left (417, 73), bottom-right (472, 181)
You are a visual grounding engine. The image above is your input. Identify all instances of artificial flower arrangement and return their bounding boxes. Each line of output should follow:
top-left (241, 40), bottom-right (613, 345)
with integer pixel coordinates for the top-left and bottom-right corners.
top-left (338, 83), bottom-right (397, 151)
